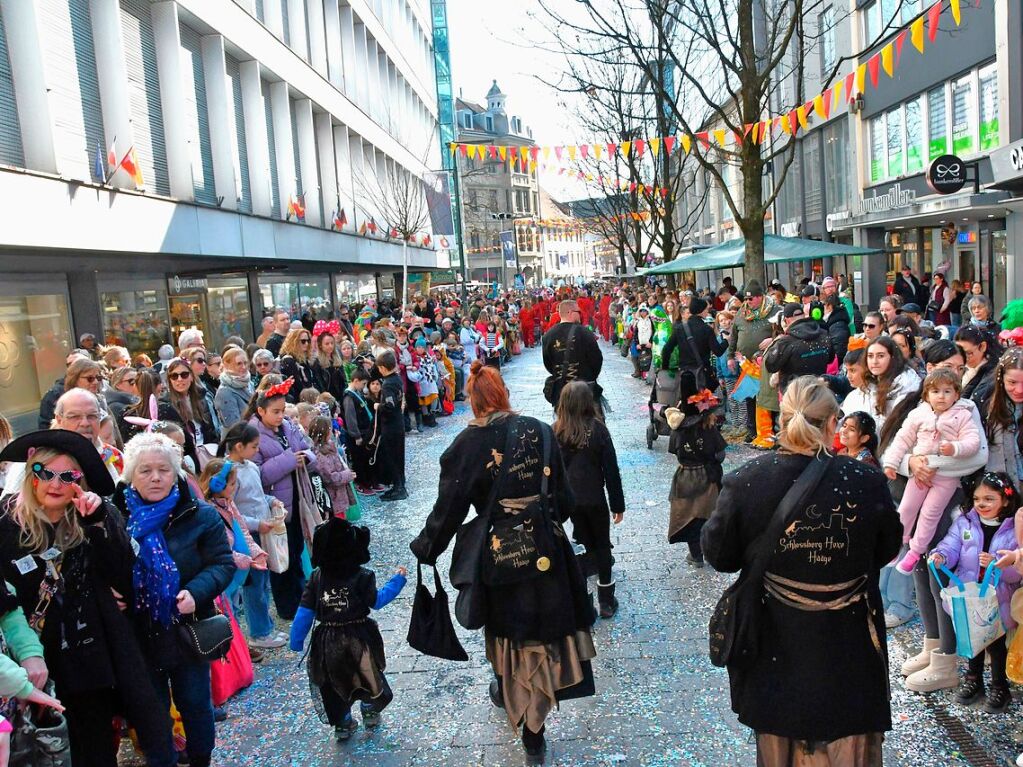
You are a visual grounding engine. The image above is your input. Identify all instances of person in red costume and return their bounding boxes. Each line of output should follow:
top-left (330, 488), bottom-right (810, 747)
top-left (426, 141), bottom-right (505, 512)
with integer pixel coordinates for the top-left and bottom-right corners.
top-left (578, 293), bottom-right (595, 328)
top-left (519, 301), bottom-right (536, 348)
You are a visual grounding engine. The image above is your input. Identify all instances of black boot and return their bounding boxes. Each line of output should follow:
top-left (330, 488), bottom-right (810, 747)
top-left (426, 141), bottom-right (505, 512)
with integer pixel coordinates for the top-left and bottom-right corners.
top-left (522, 724), bottom-right (546, 764)
top-left (954, 674), bottom-right (985, 705)
top-left (488, 678), bottom-right (505, 709)
top-left (415, 412), bottom-right (424, 433)
top-left (597, 581), bottom-right (618, 619)
top-left (380, 484), bottom-right (408, 501)
top-left (983, 682), bottom-right (1012, 713)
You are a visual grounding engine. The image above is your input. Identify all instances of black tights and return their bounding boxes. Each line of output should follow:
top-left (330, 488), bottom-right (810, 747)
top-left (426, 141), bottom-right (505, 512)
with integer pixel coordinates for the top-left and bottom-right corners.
top-left (912, 555), bottom-right (956, 654)
top-left (320, 677), bottom-right (394, 726)
top-left (969, 636), bottom-right (1008, 686)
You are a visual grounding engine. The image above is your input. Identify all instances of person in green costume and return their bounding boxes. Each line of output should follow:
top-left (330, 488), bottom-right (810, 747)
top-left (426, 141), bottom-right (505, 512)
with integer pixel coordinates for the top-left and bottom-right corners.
top-left (651, 306), bottom-right (677, 371)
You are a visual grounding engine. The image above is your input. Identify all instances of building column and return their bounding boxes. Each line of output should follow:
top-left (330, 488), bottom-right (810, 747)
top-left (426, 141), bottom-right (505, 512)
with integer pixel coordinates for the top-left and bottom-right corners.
top-left (315, 112), bottom-right (337, 226)
top-left (353, 21), bottom-right (368, 109)
top-left (0, 0), bottom-right (56, 172)
top-left (306, 0), bottom-right (328, 76)
top-left (151, 2), bottom-right (193, 200)
top-left (286, 0), bottom-right (309, 60)
top-left (239, 61), bottom-right (271, 217)
top-left (269, 81), bottom-right (297, 207)
top-left (200, 35), bottom-right (238, 210)
top-left (263, 0), bottom-right (284, 37)
top-left (294, 99), bottom-right (320, 226)
top-left (348, 132), bottom-right (364, 224)
top-left (996, 0), bottom-right (1023, 143)
top-left (323, 0), bottom-right (343, 90)
top-left (334, 124), bottom-right (355, 229)
top-left (88, 0), bottom-right (134, 187)
top-left (339, 4), bottom-right (356, 98)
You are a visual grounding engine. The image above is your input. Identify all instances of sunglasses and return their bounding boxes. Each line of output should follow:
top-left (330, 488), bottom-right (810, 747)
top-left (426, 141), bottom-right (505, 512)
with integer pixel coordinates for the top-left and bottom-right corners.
top-left (168, 371), bottom-right (192, 381)
top-left (300, 338), bottom-right (311, 345)
top-left (193, 358), bottom-right (207, 365)
top-left (123, 377), bottom-right (138, 385)
top-left (862, 322), bottom-right (877, 329)
top-left (79, 375), bottom-right (103, 384)
top-left (31, 463), bottom-right (83, 486)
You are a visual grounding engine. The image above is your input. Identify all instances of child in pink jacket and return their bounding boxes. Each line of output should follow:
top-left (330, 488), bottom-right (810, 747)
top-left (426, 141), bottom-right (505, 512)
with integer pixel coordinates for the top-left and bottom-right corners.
top-left (883, 368), bottom-right (982, 574)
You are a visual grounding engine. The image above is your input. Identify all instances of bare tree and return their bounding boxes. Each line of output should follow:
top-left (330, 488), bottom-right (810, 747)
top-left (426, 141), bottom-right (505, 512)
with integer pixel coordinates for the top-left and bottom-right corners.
top-left (536, 0), bottom-right (906, 285)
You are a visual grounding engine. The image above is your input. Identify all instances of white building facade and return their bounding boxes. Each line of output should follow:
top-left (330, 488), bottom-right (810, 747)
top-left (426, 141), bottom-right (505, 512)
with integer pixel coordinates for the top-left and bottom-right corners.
top-left (0, 0), bottom-right (442, 431)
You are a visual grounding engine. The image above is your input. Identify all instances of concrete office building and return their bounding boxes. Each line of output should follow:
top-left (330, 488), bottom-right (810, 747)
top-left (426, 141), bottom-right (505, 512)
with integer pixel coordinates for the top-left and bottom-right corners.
top-left (0, 0), bottom-right (442, 431)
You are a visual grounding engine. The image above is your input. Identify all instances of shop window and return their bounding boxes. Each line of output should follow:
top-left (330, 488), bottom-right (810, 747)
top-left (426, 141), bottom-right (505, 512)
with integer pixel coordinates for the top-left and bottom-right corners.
top-left (905, 97), bottom-right (924, 174)
top-left (979, 63), bottom-right (999, 151)
top-left (951, 75), bottom-right (974, 155)
top-left (886, 106), bottom-right (903, 177)
top-left (824, 118), bottom-right (849, 211)
top-left (335, 274), bottom-right (378, 306)
top-left (869, 115), bottom-right (885, 182)
top-left (927, 86), bottom-right (947, 160)
top-left (206, 278), bottom-right (252, 350)
top-left (102, 288), bottom-right (171, 360)
top-left (0, 293), bottom-right (72, 435)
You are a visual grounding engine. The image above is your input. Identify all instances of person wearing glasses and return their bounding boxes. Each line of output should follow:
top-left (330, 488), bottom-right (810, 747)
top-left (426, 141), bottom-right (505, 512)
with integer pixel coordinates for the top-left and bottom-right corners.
top-left (182, 349), bottom-right (222, 439)
top-left (105, 366), bottom-right (140, 424)
top-left (278, 329), bottom-right (318, 404)
top-left (164, 358), bottom-right (220, 467)
top-left (859, 311), bottom-right (884, 343)
top-left (37, 355), bottom-right (99, 430)
top-left (541, 299), bottom-right (603, 411)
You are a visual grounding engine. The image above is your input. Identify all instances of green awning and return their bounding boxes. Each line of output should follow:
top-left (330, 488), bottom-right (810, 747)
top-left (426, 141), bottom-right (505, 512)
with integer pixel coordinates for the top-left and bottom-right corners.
top-left (642, 235), bottom-right (882, 274)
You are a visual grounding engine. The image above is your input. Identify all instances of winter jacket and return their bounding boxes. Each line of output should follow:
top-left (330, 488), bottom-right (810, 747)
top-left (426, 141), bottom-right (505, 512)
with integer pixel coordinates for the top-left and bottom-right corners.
top-left (312, 443), bottom-right (356, 513)
top-left (279, 356), bottom-right (317, 403)
top-left (557, 418), bottom-right (625, 516)
top-left (841, 370), bottom-right (921, 431)
top-left (631, 317), bottom-right (653, 348)
top-left (823, 303), bottom-right (851, 363)
top-left (702, 453), bottom-right (901, 742)
top-left (197, 382), bottom-right (222, 436)
top-left (104, 389), bottom-right (138, 423)
top-left (932, 510), bottom-right (1021, 630)
top-left (882, 398), bottom-right (982, 471)
top-left (542, 322), bottom-right (603, 406)
top-left (986, 418), bottom-right (1023, 489)
top-left (963, 359), bottom-right (997, 416)
top-left (233, 458), bottom-right (276, 531)
top-left (312, 359), bottom-right (347, 401)
top-left (250, 415), bottom-right (317, 517)
top-left (342, 388), bottom-right (374, 443)
top-left (763, 319), bottom-right (833, 393)
top-left (727, 301), bottom-right (775, 361)
top-left (37, 378), bottom-right (64, 429)
top-left (213, 377), bottom-right (253, 432)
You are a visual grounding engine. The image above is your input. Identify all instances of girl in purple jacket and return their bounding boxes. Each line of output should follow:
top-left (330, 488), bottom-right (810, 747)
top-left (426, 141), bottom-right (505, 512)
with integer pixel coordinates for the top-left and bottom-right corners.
top-left (930, 472), bottom-right (1021, 713)
top-left (246, 377), bottom-right (317, 621)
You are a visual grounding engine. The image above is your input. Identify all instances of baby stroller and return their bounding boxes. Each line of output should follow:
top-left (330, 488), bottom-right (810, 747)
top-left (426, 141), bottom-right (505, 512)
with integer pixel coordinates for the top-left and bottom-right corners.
top-left (646, 369), bottom-right (681, 449)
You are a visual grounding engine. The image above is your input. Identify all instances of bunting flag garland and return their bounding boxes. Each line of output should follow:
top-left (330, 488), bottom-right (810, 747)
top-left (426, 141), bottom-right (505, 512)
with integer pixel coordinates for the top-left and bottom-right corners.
top-left (444, 0), bottom-right (966, 166)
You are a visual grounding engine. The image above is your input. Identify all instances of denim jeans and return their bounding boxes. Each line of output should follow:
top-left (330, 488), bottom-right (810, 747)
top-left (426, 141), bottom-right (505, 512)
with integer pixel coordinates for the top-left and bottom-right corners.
top-left (148, 659), bottom-right (215, 767)
top-left (242, 556), bottom-right (275, 639)
top-left (879, 562), bottom-right (916, 621)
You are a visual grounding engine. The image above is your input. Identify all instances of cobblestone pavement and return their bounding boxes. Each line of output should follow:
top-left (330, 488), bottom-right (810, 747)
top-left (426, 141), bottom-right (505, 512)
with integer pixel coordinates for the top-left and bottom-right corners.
top-left (211, 342), bottom-right (1018, 767)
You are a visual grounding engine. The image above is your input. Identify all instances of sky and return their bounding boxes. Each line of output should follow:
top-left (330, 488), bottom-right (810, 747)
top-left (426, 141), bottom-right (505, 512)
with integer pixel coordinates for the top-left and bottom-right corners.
top-left (445, 0), bottom-right (587, 200)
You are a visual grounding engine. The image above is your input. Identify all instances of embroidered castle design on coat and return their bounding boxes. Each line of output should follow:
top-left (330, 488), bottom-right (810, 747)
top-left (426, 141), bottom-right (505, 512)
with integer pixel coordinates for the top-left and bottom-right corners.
top-left (780, 512), bottom-right (851, 566)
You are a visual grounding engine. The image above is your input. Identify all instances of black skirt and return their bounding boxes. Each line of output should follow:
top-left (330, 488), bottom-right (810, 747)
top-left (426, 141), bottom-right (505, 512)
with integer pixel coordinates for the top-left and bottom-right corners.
top-left (307, 619), bottom-right (387, 721)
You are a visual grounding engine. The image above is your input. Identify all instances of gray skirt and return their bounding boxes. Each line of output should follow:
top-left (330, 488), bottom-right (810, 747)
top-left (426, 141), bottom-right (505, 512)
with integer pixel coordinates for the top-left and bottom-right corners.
top-left (668, 464), bottom-right (718, 543)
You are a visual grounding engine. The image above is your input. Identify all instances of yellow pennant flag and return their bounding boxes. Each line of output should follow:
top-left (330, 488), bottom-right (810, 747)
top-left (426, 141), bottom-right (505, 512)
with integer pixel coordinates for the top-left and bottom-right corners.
top-left (781, 115), bottom-right (792, 135)
top-left (881, 43), bottom-right (894, 78)
top-left (621, 141), bottom-right (632, 157)
top-left (542, 146), bottom-right (551, 161)
top-left (530, 160), bottom-right (538, 173)
top-left (833, 79), bottom-right (844, 110)
top-left (813, 94), bottom-right (826, 120)
top-left (448, 142), bottom-right (457, 156)
top-left (567, 145), bottom-right (577, 161)
top-left (519, 146), bottom-right (529, 162)
top-left (910, 17), bottom-right (925, 52)
top-left (951, 0), bottom-right (961, 25)
top-left (796, 105), bottom-right (808, 131)
top-left (713, 129), bottom-right (727, 146)
top-left (585, 172), bottom-right (593, 181)
top-left (498, 146), bottom-right (508, 161)
top-left (680, 135), bottom-right (692, 154)
top-left (594, 144), bottom-right (603, 160)
top-left (855, 63), bottom-right (867, 94)
top-left (468, 144), bottom-right (479, 160)
top-left (649, 137), bottom-right (661, 157)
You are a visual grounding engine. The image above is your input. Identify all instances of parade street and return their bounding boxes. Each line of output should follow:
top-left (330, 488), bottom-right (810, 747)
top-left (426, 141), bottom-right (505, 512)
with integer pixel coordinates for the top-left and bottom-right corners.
top-left (209, 344), bottom-right (1016, 767)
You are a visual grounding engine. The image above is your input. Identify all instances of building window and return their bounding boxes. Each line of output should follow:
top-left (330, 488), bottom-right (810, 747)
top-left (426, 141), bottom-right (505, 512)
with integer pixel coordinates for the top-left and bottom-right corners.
top-left (102, 287), bottom-right (171, 360)
top-left (485, 115), bottom-right (493, 132)
top-left (905, 96), bottom-right (924, 173)
top-left (886, 106), bottom-right (904, 177)
top-left (979, 63), bottom-right (999, 151)
top-left (869, 115), bottom-right (885, 182)
top-left (819, 6), bottom-right (836, 75)
top-left (863, 2), bottom-right (881, 43)
top-left (901, 0), bottom-right (922, 23)
top-left (881, 0), bottom-right (898, 32)
top-left (824, 118), bottom-right (849, 210)
top-left (951, 74), bottom-right (974, 155)
top-left (927, 86), bottom-right (947, 160)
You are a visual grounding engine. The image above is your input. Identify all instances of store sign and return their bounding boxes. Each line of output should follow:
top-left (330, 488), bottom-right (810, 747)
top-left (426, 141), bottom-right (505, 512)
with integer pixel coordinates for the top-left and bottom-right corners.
top-left (780, 221), bottom-right (801, 238)
top-left (990, 139), bottom-right (1023, 185)
top-left (169, 276), bottom-right (208, 294)
top-left (857, 183), bottom-right (916, 215)
top-left (927, 154), bottom-right (967, 195)
top-left (957, 230), bottom-right (977, 244)
top-left (825, 210), bottom-right (850, 232)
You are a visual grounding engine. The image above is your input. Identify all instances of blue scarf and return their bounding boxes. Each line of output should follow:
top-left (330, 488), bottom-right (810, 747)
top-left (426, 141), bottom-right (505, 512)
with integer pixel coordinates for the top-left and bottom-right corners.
top-left (125, 484), bottom-right (181, 627)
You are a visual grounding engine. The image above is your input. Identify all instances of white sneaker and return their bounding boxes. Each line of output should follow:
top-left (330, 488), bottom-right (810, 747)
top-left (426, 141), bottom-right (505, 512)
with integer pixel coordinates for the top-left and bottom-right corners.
top-left (1015, 752), bottom-right (1023, 767)
top-left (884, 611), bottom-right (910, 628)
top-left (249, 634), bottom-right (287, 649)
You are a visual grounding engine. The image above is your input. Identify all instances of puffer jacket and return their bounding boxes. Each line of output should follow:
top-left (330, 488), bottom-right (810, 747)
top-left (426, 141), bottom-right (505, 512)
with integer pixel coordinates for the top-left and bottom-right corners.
top-left (932, 510), bottom-right (1021, 630)
top-left (763, 318), bottom-right (833, 393)
top-left (213, 377), bottom-right (253, 432)
top-left (250, 415), bottom-right (316, 518)
top-left (882, 398), bottom-right (982, 471)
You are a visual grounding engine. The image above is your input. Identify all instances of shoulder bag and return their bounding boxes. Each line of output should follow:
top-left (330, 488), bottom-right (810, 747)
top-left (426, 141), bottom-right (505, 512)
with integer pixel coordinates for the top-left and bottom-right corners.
top-left (407, 563), bottom-right (468, 661)
top-left (177, 607), bottom-right (233, 663)
top-left (708, 454), bottom-right (832, 668)
top-left (678, 320), bottom-right (709, 392)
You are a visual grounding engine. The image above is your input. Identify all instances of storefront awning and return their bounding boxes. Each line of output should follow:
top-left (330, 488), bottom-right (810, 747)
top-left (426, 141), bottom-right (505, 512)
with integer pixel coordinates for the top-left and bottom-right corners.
top-left (640, 235), bottom-right (881, 274)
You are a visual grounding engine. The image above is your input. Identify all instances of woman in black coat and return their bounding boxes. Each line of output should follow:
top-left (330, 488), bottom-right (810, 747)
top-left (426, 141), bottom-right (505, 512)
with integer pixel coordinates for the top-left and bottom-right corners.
top-left (659, 297), bottom-right (728, 391)
top-left (278, 328), bottom-right (318, 403)
top-left (702, 376), bottom-right (902, 767)
top-left (410, 361), bottom-right (595, 763)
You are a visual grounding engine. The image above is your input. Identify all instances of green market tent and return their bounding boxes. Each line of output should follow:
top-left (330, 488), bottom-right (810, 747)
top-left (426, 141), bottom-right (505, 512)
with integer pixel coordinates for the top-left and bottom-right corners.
top-left (641, 235), bottom-right (882, 275)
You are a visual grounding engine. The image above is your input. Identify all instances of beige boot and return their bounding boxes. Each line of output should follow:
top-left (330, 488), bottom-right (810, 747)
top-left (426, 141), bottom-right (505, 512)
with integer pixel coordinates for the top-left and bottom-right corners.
top-left (905, 651), bottom-right (959, 692)
top-left (901, 637), bottom-right (941, 676)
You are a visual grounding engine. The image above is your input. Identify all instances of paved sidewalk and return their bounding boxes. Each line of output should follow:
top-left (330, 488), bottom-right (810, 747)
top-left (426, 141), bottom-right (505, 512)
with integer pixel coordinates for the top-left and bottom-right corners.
top-left (210, 342), bottom-right (1015, 767)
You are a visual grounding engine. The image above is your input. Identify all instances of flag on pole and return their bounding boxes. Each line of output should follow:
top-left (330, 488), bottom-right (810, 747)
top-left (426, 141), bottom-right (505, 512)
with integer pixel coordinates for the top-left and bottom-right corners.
top-left (118, 146), bottom-right (144, 188)
top-left (332, 207), bottom-right (347, 230)
top-left (93, 143), bottom-right (105, 182)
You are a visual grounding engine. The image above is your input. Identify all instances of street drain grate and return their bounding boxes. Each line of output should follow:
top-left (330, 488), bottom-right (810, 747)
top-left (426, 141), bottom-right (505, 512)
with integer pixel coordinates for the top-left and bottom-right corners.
top-left (926, 701), bottom-right (1001, 767)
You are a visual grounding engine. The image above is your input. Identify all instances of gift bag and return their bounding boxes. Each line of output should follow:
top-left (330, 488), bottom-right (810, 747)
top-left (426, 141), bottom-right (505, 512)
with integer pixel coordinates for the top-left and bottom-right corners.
top-left (210, 597), bottom-right (255, 707)
top-left (407, 564), bottom-right (468, 661)
top-left (933, 561), bottom-right (1006, 659)
top-left (262, 510), bottom-right (289, 574)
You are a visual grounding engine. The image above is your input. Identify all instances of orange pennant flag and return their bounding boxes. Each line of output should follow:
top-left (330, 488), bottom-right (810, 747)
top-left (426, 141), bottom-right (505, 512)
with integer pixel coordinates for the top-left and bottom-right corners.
top-left (910, 16), bottom-right (925, 52)
top-left (881, 43), bottom-right (894, 78)
top-left (950, 0), bottom-right (961, 26)
top-left (680, 135), bottom-right (692, 154)
top-left (796, 105), bottom-right (808, 131)
top-left (649, 137), bottom-right (661, 157)
top-left (498, 146), bottom-right (508, 161)
top-left (621, 141), bottom-right (632, 156)
top-left (821, 89), bottom-right (833, 119)
top-left (713, 129), bottom-right (727, 146)
top-left (813, 94), bottom-right (826, 120)
top-left (855, 64), bottom-right (867, 94)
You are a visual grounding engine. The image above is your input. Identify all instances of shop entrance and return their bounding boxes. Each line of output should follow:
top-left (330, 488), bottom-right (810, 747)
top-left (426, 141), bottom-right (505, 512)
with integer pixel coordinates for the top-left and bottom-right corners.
top-left (957, 250), bottom-right (977, 284)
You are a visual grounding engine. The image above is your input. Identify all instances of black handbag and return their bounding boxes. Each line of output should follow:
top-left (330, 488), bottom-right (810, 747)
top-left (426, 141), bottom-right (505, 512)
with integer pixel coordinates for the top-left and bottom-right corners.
top-left (407, 564), bottom-right (468, 661)
top-left (708, 454), bottom-right (832, 668)
top-left (177, 611), bottom-right (233, 662)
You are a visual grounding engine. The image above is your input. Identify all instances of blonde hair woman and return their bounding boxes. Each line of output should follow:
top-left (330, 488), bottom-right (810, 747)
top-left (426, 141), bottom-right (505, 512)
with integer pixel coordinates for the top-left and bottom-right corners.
top-left (0, 429), bottom-right (171, 765)
top-left (278, 328), bottom-right (317, 403)
top-left (702, 376), bottom-right (902, 767)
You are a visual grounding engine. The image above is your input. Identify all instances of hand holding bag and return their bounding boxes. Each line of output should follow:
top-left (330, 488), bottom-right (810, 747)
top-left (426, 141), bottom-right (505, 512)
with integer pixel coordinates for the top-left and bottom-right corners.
top-left (295, 462), bottom-right (326, 546)
top-left (262, 507), bottom-right (290, 574)
top-left (932, 560), bottom-right (1006, 659)
top-left (708, 455), bottom-right (832, 668)
top-left (176, 608), bottom-right (233, 662)
top-left (407, 564), bottom-right (468, 661)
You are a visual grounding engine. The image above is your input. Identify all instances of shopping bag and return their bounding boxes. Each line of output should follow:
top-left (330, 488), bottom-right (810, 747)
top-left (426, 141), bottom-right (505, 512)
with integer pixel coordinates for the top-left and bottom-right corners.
top-left (262, 508), bottom-right (290, 574)
top-left (406, 564), bottom-right (468, 661)
top-left (210, 598), bottom-right (254, 707)
top-left (932, 560), bottom-right (1006, 659)
top-left (295, 464), bottom-right (326, 546)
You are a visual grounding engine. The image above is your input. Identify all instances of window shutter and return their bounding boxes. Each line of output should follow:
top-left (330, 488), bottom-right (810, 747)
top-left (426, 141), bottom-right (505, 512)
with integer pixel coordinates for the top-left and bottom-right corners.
top-left (261, 79), bottom-right (280, 217)
top-left (120, 0), bottom-right (170, 195)
top-left (225, 54), bottom-right (252, 213)
top-left (178, 24), bottom-right (216, 204)
top-left (0, 8), bottom-right (24, 167)
top-left (38, 0), bottom-right (106, 181)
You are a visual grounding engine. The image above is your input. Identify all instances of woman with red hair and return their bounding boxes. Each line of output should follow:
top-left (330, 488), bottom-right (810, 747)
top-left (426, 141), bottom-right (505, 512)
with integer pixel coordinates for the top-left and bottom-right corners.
top-left (411, 360), bottom-right (596, 763)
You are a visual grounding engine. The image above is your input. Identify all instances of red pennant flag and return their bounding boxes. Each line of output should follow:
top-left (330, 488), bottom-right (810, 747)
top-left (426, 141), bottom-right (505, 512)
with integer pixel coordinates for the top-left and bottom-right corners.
top-left (844, 72), bottom-right (856, 100)
top-left (867, 54), bottom-right (881, 88)
top-left (695, 132), bottom-right (710, 149)
top-left (458, 144), bottom-right (467, 157)
top-left (554, 146), bottom-right (564, 162)
top-left (628, 181), bottom-right (637, 193)
top-left (487, 145), bottom-right (497, 159)
top-left (606, 143), bottom-right (618, 156)
top-left (927, 0), bottom-right (941, 42)
top-left (529, 146), bottom-right (539, 161)
top-left (787, 111), bottom-right (798, 135)
top-left (895, 30), bottom-right (908, 67)
top-left (634, 139), bottom-right (645, 158)
top-left (579, 144), bottom-right (589, 159)
top-left (821, 89), bottom-right (833, 119)
top-left (659, 188), bottom-right (668, 198)
top-left (663, 136), bottom-right (676, 155)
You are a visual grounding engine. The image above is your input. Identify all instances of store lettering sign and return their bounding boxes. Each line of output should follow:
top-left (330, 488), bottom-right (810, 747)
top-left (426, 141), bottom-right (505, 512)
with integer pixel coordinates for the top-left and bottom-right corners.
top-left (825, 210), bottom-right (850, 232)
top-left (170, 276), bottom-right (208, 294)
top-left (780, 221), bottom-right (801, 238)
top-left (1011, 146), bottom-right (1023, 172)
top-left (857, 183), bottom-right (916, 215)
